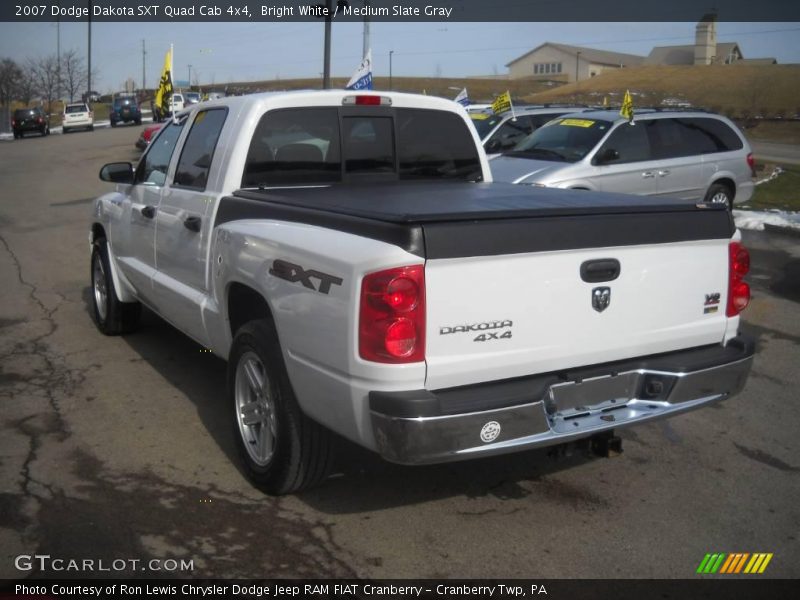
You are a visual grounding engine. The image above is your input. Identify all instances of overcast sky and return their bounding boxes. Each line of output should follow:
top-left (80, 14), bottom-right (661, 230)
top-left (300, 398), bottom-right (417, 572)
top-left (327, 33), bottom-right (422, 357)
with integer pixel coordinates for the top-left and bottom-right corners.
top-left (0, 21), bottom-right (797, 92)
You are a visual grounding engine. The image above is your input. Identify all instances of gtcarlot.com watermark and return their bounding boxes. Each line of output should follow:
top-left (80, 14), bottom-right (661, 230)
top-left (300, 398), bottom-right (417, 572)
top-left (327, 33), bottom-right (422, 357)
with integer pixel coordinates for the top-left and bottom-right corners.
top-left (15, 554), bottom-right (194, 573)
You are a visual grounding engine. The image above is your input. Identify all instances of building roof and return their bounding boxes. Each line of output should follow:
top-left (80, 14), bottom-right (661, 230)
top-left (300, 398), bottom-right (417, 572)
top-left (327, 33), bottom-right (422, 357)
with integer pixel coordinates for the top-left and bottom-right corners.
top-left (505, 42), bottom-right (645, 68)
top-left (645, 45), bottom-right (695, 65)
top-left (645, 42), bottom-right (742, 65)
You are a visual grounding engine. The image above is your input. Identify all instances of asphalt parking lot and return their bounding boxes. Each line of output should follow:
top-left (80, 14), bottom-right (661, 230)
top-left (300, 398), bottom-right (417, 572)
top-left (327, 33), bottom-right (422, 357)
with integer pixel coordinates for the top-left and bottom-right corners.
top-left (0, 125), bottom-right (798, 580)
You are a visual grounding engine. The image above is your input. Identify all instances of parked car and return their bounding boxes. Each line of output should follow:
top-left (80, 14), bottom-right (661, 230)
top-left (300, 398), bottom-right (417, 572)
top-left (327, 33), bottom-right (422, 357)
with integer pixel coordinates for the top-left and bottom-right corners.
top-left (471, 105), bottom-right (589, 157)
top-left (83, 90), bottom-right (101, 103)
top-left (62, 102), bottom-right (94, 133)
top-left (89, 91), bottom-right (753, 494)
top-left (135, 122), bottom-right (164, 150)
top-left (184, 92), bottom-right (201, 105)
top-left (110, 96), bottom-right (142, 127)
top-left (170, 93), bottom-right (185, 114)
top-left (489, 109), bottom-right (756, 208)
top-left (12, 107), bottom-right (49, 138)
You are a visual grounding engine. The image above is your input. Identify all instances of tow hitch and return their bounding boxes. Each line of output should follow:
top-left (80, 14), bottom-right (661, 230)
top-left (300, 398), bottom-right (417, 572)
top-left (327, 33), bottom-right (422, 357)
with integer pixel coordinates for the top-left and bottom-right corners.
top-left (590, 431), bottom-right (623, 458)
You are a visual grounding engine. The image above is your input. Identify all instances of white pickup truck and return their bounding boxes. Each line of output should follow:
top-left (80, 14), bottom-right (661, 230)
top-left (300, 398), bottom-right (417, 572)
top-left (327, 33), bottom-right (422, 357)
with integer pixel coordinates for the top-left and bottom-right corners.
top-left (90, 90), bottom-right (754, 494)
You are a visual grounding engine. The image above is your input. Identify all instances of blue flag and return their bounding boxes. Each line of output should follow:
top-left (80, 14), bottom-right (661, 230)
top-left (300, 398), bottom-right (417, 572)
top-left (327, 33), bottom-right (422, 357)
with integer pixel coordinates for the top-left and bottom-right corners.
top-left (346, 49), bottom-right (373, 91)
top-left (454, 88), bottom-right (470, 106)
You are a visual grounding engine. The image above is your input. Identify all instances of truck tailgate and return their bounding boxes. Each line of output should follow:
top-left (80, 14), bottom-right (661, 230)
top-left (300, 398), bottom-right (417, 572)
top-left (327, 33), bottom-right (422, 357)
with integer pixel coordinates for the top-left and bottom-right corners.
top-left (424, 238), bottom-right (730, 390)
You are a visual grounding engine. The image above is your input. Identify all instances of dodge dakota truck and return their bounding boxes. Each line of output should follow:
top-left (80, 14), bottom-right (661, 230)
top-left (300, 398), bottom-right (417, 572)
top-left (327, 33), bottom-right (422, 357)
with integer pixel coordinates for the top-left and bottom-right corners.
top-left (90, 90), bottom-right (754, 494)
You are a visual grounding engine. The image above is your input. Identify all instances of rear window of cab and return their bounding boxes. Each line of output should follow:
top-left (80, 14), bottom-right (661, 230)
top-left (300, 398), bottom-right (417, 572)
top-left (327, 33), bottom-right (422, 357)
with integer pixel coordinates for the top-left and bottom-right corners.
top-left (242, 107), bottom-right (483, 187)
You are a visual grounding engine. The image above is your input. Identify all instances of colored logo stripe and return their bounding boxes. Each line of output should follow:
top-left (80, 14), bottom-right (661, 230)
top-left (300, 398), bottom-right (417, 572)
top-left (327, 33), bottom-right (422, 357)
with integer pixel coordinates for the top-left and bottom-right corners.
top-left (697, 552), bottom-right (773, 574)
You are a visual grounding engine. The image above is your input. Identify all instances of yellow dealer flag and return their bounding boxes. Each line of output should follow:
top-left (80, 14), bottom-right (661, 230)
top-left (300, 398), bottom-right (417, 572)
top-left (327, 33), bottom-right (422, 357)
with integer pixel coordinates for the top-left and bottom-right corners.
top-left (154, 47), bottom-right (174, 115)
top-left (492, 90), bottom-right (513, 115)
top-left (620, 89), bottom-right (634, 123)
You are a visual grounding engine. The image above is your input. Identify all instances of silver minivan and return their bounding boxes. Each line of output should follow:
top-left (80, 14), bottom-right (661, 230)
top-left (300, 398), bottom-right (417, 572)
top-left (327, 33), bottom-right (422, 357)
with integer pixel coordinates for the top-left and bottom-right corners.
top-left (489, 109), bottom-right (756, 207)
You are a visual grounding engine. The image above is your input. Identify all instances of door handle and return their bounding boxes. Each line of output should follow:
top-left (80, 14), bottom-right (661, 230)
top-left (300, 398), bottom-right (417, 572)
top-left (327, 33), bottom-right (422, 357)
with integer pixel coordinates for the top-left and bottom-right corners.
top-left (658, 170), bottom-right (670, 177)
top-left (580, 258), bottom-right (621, 283)
top-left (641, 171), bottom-right (655, 179)
top-left (184, 216), bottom-right (202, 232)
top-left (140, 205), bottom-right (156, 219)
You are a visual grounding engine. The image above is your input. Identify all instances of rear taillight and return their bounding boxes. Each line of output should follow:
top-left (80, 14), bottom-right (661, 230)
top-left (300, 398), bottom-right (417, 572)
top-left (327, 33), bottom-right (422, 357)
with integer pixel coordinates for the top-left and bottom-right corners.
top-left (746, 152), bottom-right (756, 177)
top-left (359, 265), bottom-right (425, 363)
top-left (36, 117), bottom-right (43, 124)
top-left (727, 241), bottom-right (751, 316)
top-left (11, 119), bottom-right (15, 126)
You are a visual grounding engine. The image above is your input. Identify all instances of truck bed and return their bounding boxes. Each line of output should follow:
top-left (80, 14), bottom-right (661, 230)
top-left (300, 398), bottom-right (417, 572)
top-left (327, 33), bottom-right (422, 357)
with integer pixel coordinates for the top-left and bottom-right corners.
top-left (221, 182), bottom-right (734, 259)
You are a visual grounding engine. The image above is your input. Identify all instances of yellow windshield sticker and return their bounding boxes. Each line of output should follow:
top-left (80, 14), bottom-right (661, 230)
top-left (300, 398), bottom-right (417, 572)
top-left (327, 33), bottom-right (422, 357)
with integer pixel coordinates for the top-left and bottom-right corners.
top-left (560, 118), bottom-right (596, 127)
top-left (470, 113), bottom-right (490, 120)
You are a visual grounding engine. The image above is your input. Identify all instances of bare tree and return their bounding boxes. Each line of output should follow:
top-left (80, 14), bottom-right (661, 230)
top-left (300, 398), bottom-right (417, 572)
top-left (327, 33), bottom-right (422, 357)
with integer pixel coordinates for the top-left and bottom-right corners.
top-left (0, 58), bottom-right (23, 133)
top-left (16, 68), bottom-right (38, 105)
top-left (30, 55), bottom-right (60, 113)
top-left (0, 58), bottom-right (22, 107)
top-left (61, 49), bottom-right (88, 102)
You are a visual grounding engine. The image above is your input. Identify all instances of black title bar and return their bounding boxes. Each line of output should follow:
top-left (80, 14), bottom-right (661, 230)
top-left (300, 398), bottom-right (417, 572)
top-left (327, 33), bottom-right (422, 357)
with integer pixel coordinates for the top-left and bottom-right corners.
top-left (2, 0), bottom-right (800, 22)
top-left (3, 579), bottom-right (799, 600)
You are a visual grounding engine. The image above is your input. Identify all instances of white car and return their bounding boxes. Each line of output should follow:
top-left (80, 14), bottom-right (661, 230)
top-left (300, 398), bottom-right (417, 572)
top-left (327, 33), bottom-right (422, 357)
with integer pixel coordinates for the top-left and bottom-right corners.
top-left (170, 93), bottom-right (185, 114)
top-left (62, 102), bottom-right (94, 133)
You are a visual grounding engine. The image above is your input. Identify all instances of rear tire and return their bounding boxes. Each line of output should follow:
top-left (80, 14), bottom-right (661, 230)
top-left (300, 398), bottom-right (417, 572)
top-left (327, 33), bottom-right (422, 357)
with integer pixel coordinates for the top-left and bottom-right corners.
top-left (91, 238), bottom-right (142, 335)
top-left (228, 319), bottom-right (334, 495)
top-left (704, 183), bottom-right (734, 209)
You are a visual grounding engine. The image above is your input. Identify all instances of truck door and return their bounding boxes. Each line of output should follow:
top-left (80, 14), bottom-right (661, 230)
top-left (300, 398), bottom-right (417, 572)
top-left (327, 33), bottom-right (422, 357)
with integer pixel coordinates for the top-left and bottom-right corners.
top-left (153, 108), bottom-right (228, 345)
top-left (113, 119), bottom-right (185, 302)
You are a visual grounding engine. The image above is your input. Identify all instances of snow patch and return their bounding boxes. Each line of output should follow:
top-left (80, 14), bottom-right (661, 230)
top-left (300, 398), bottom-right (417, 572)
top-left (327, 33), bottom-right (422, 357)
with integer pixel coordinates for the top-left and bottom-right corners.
top-left (733, 209), bottom-right (800, 232)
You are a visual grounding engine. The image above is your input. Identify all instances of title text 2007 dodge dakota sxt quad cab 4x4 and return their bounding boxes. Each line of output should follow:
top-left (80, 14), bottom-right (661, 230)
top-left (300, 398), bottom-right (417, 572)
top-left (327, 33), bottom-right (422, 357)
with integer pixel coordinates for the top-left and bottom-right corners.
top-left (90, 91), bottom-right (754, 494)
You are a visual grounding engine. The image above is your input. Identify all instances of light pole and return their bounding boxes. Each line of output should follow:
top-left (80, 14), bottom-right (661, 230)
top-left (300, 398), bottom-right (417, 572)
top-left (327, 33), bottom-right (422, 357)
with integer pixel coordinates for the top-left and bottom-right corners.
top-left (188, 65), bottom-right (192, 89)
top-left (323, 0), bottom-right (332, 89)
top-left (389, 50), bottom-right (394, 90)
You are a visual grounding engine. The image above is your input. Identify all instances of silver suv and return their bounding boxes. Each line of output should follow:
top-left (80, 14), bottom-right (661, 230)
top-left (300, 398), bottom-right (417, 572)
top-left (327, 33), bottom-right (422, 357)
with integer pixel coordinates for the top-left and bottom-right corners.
top-left (471, 105), bottom-right (589, 158)
top-left (489, 109), bottom-right (755, 207)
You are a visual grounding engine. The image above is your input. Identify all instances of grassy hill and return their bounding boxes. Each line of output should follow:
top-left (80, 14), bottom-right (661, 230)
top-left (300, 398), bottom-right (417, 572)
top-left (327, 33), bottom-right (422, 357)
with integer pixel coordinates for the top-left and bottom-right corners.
top-left (523, 64), bottom-right (800, 118)
top-left (220, 76), bottom-right (556, 103)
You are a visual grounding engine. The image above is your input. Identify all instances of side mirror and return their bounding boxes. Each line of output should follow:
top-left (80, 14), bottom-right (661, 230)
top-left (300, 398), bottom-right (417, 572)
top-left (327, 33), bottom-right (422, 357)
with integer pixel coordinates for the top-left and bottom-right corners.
top-left (485, 139), bottom-right (502, 153)
top-left (99, 162), bottom-right (134, 184)
top-left (594, 148), bottom-right (619, 165)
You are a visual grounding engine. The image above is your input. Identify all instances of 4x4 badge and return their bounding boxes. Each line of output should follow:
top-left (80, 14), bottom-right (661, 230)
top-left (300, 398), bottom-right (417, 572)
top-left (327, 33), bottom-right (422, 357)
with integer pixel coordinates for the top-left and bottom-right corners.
top-left (592, 287), bottom-right (611, 312)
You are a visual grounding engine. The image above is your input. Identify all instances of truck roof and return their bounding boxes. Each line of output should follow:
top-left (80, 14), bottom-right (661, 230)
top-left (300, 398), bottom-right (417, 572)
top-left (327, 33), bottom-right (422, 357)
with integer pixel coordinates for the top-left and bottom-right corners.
top-left (196, 89), bottom-right (467, 114)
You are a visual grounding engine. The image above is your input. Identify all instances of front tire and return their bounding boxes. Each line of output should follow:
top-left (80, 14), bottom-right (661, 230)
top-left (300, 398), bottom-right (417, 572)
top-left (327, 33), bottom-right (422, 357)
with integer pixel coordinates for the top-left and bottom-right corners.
top-left (91, 238), bottom-right (142, 335)
top-left (228, 319), bottom-right (334, 495)
top-left (704, 183), bottom-right (734, 209)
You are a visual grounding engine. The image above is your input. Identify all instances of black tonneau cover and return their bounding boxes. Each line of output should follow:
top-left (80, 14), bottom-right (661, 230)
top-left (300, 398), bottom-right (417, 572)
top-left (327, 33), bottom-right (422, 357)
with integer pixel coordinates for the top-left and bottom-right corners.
top-left (218, 182), bottom-right (734, 259)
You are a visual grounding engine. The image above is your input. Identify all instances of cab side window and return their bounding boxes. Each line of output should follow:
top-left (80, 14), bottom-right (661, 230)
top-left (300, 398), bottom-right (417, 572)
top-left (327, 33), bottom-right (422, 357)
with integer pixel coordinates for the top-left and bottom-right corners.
top-left (596, 121), bottom-right (653, 164)
top-left (173, 109), bottom-right (228, 190)
top-left (135, 120), bottom-right (185, 186)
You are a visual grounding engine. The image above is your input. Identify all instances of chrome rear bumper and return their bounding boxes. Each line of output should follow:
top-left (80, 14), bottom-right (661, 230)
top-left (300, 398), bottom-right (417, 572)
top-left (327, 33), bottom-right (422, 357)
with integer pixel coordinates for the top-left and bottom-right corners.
top-left (370, 336), bottom-right (754, 465)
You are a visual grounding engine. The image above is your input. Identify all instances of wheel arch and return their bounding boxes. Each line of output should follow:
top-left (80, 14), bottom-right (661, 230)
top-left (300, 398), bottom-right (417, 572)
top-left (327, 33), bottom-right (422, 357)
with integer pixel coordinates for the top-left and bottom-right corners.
top-left (226, 281), bottom-right (276, 341)
top-left (709, 177), bottom-right (736, 200)
top-left (90, 223), bottom-right (137, 303)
